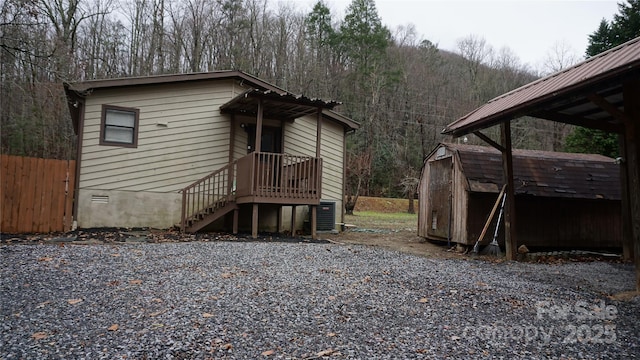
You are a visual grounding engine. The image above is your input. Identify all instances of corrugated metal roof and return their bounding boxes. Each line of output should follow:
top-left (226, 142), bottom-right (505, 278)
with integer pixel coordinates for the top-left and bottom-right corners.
top-left (443, 36), bottom-right (640, 136)
top-left (220, 89), bottom-right (341, 121)
top-left (443, 143), bottom-right (620, 200)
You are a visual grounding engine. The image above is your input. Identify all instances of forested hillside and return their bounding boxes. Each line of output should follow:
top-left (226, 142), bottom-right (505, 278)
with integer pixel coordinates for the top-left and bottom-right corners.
top-left (1, 0), bottom-right (607, 197)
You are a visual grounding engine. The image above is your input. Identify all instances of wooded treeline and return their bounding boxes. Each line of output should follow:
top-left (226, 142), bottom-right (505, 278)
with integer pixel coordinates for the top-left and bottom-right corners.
top-left (0, 0), bottom-right (611, 198)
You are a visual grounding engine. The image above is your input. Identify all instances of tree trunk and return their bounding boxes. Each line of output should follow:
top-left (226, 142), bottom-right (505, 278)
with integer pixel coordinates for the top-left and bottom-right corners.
top-left (407, 192), bottom-right (415, 214)
top-left (345, 194), bottom-right (359, 215)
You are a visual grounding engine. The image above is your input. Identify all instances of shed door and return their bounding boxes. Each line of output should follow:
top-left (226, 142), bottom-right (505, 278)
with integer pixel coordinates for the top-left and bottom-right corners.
top-left (427, 157), bottom-right (452, 239)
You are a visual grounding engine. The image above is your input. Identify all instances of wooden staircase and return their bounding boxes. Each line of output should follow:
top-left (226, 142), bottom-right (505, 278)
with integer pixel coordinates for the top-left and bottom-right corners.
top-left (182, 198), bottom-right (237, 233)
top-left (180, 162), bottom-right (237, 233)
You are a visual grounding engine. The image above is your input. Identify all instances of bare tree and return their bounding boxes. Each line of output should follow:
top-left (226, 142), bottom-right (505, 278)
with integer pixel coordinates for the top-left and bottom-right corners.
top-left (456, 34), bottom-right (493, 102)
top-left (540, 40), bottom-right (581, 151)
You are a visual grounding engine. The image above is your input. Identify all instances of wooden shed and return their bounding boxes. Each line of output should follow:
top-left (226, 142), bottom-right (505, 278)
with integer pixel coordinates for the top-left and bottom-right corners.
top-left (418, 143), bottom-right (622, 250)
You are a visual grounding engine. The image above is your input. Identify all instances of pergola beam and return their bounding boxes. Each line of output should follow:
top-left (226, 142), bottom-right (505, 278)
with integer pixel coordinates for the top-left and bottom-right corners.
top-left (474, 131), bottom-right (505, 152)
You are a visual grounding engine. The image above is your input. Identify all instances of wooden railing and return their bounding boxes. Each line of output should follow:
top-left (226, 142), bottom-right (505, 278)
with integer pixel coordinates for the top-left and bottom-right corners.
top-left (180, 161), bottom-right (236, 231)
top-left (180, 152), bottom-right (322, 231)
top-left (236, 152), bottom-right (322, 201)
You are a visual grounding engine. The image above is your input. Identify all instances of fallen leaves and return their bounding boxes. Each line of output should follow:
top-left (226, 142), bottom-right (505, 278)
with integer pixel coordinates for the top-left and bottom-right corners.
top-left (32, 332), bottom-right (48, 340)
top-left (129, 279), bottom-right (142, 285)
top-left (149, 310), bottom-right (165, 317)
top-left (108, 324), bottom-right (119, 331)
top-left (38, 257), bottom-right (53, 262)
top-left (67, 298), bottom-right (83, 305)
top-left (316, 348), bottom-right (335, 357)
top-left (36, 301), bottom-right (51, 308)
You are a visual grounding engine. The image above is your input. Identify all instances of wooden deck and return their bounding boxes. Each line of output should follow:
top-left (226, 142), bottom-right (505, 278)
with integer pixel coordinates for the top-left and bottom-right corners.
top-left (180, 152), bottom-right (322, 233)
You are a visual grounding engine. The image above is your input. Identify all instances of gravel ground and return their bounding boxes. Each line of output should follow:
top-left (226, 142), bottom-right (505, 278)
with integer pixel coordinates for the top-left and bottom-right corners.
top-left (1, 241), bottom-right (638, 359)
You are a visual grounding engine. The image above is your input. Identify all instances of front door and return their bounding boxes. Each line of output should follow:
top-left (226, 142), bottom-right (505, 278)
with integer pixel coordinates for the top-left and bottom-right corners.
top-left (247, 125), bottom-right (282, 153)
top-left (427, 157), bottom-right (453, 240)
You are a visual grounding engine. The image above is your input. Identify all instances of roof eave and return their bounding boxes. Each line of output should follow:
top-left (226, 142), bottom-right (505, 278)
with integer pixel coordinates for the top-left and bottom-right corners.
top-left (65, 70), bottom-right (285, 94)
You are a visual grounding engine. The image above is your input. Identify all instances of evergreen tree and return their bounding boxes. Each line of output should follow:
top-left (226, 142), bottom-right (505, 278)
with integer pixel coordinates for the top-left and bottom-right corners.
top-left (565, 0), bottom-right (640, 157)
top-left (586, 19), bottom-right (614, 56)
top-left (305, 1), bottom-right (334, 48)
top-left (338, 0), bottom-right (390, 73)
top-left (612, 0), bottom-right (640, 44)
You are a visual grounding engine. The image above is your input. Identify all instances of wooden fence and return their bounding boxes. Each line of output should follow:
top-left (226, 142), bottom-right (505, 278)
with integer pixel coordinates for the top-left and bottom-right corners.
top-left (1, 155), bottom-right (76, 233)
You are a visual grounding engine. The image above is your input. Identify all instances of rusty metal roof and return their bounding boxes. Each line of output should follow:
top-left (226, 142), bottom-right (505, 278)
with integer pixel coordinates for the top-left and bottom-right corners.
top-left (220, 89), bottom-right (341, 121)
top-left (443, 36), bottom-right (640, 136)
top-left (443, 143), bottom-right (620, 200)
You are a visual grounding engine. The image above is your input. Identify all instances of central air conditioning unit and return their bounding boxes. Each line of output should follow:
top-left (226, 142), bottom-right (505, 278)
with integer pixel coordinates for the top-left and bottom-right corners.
top-left (315, 201), bottom-right (335, 231)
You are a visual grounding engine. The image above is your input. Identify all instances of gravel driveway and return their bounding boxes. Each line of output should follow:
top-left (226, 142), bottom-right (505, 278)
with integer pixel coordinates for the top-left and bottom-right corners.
top-left (1, 241), bottom-right (638, 359)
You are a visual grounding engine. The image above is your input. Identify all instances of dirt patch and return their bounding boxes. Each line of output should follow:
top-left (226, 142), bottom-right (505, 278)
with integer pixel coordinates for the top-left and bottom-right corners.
top-left (324, 209), bottom-right (462, 259)
top-left (325, 229), bottom-right (462, 260)
top-left (353, 196), bottom-right (414, 213)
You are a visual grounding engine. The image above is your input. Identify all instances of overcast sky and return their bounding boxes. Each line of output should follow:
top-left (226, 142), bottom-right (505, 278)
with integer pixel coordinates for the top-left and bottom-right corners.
top-left (287, 0), bottom-right (621, 72)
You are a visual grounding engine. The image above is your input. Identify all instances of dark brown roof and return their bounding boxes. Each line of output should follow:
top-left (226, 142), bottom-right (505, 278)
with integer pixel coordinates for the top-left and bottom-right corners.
top-left (65, 70), bottom-right (284, 93)
top-left (64, 70), bottom-right (357, 133)
top-left (443, 36), bottom-right (640, 136)
top-left (443, 143), bottom-right (620, 200)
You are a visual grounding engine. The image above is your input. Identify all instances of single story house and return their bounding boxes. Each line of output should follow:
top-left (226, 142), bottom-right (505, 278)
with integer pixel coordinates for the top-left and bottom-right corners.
top-left (418, 143), bottom-right (622, 250)
top-left (64, 70), bottom-right (359, 237)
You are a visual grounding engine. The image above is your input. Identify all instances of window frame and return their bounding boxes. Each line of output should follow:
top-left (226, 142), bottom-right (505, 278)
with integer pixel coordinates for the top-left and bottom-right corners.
top-left (99, 104), bottom-right (140, 148)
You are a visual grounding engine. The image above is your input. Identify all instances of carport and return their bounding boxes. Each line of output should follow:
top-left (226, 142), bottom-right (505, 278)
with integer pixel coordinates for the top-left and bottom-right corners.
top-left (442, 37), bottom-right (640, 291)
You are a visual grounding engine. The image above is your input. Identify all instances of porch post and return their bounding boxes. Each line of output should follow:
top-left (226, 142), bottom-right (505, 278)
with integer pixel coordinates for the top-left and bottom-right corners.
top-left (316, 107), bottom-right (322, 157)
top-left (229, 114), bottom-right (236, 163)
top-left (255, 99), bottom-right (263, 152)
top-left (232, 208), bottom-right (238, 234)
top-left (291, 205), bottom-right (297, 236)
top-left (252, 204), bottom-right (259, 238)
top-left (501, 121), bottom-right (517, 261)
top-left (311, 205), bottom-right (317, 240)
top-left (312, 107), bottom-right (322, 240)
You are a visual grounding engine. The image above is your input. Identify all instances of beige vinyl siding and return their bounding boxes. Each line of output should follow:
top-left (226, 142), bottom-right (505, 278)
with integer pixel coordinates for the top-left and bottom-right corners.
top-left (319, 120), bottom-right (344, 201)
top-left (283, 117), bottom-right (316, 157)
top-left (284, 116), bottom-right (344, 202)
top-left (80, 80), bottom-right (240, 193)
top-left (233, 121), bottom-right (248, 160)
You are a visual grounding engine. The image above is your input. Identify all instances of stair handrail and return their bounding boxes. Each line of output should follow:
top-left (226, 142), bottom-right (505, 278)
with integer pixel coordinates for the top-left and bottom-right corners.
top-left (180, 161), bottom-right (237, 232)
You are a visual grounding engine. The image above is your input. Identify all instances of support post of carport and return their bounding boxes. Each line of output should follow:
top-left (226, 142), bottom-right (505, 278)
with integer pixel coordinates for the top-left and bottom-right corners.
top-left (619, 136), bottom-right (633, 261)
top-left (622, 81), bottom-right (640, 291)
top-left (500, 122), bottom-right (517, 261)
